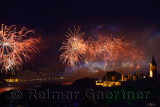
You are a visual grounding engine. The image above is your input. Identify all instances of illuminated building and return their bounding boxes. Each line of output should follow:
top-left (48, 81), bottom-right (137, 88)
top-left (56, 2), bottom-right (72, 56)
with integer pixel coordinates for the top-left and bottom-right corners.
top-left (96, 71), bottom-right (126, 87)
top-left (4, 78), bottom-right (18, 82)
top-left (96, 71), bottom-right (147, 87)
top-left (149, 56), bottom-right (157, 78)
top-left (96, 56), bottom-right (158, 87)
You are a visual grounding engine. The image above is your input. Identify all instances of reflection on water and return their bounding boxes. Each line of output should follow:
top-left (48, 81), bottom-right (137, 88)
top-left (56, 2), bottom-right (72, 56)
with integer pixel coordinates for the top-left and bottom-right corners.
top-left (0, 87), bottom-right (19, 94)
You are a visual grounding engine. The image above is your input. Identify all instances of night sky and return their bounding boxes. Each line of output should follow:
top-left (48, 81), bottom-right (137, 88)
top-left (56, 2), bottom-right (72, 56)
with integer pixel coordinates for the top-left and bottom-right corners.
top-left (1, 0), bottom-right (160, 74)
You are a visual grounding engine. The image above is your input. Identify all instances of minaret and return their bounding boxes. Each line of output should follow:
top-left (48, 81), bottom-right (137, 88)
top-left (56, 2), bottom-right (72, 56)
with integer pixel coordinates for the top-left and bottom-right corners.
top-left (121, 74), bottom-right (124, 81)
top-left (149, 56), bottom-right (157, 78)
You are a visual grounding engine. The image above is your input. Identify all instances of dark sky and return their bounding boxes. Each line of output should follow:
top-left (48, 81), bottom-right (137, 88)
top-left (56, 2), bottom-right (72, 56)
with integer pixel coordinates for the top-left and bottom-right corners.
top-left (1, 0), bottom-right (160, 72)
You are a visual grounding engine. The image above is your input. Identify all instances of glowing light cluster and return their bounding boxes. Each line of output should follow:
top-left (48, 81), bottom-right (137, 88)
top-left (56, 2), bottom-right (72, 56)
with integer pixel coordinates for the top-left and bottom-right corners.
top-left (0, 24), bottom-right (40, 73)
top-left (60, 26), bottom-right (144, 71)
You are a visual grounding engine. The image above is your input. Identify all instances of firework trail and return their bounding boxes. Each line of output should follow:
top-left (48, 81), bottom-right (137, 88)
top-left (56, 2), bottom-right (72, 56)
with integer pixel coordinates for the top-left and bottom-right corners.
top-left (60, 26), bottom-right (144, 72)
top-left (0, 24), bottom-right (40, 73)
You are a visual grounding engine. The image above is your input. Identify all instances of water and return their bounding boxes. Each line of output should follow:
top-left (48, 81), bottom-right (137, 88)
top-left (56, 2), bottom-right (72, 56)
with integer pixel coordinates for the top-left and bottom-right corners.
top-left (0, 87), bottom-right (20, 94)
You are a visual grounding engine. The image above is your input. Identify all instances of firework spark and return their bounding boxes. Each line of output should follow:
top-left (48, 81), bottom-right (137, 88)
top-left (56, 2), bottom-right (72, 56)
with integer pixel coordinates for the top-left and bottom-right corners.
top-left (0, 24), bottom-right (40, 73)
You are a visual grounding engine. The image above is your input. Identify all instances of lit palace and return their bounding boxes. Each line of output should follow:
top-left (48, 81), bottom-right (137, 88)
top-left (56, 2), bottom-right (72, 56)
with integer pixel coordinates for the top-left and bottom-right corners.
top-left (96, 56), bottom-right (158, 87)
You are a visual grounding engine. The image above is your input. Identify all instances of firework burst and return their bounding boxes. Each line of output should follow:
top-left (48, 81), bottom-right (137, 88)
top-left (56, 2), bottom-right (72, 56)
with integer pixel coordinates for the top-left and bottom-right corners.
top-left (60, 26), bottom-right (86, 67)
top-left (0, 24), bottom-right (40, 73)
top-left (60, 26), bottom-right (144, 72)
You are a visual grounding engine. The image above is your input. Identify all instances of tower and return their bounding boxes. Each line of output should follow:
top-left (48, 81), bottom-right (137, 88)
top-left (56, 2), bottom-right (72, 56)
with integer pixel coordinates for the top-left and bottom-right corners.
top-left (121, 74), bottom-right (124, 81)
top-left (149, 56), bottom-right (157, 78)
